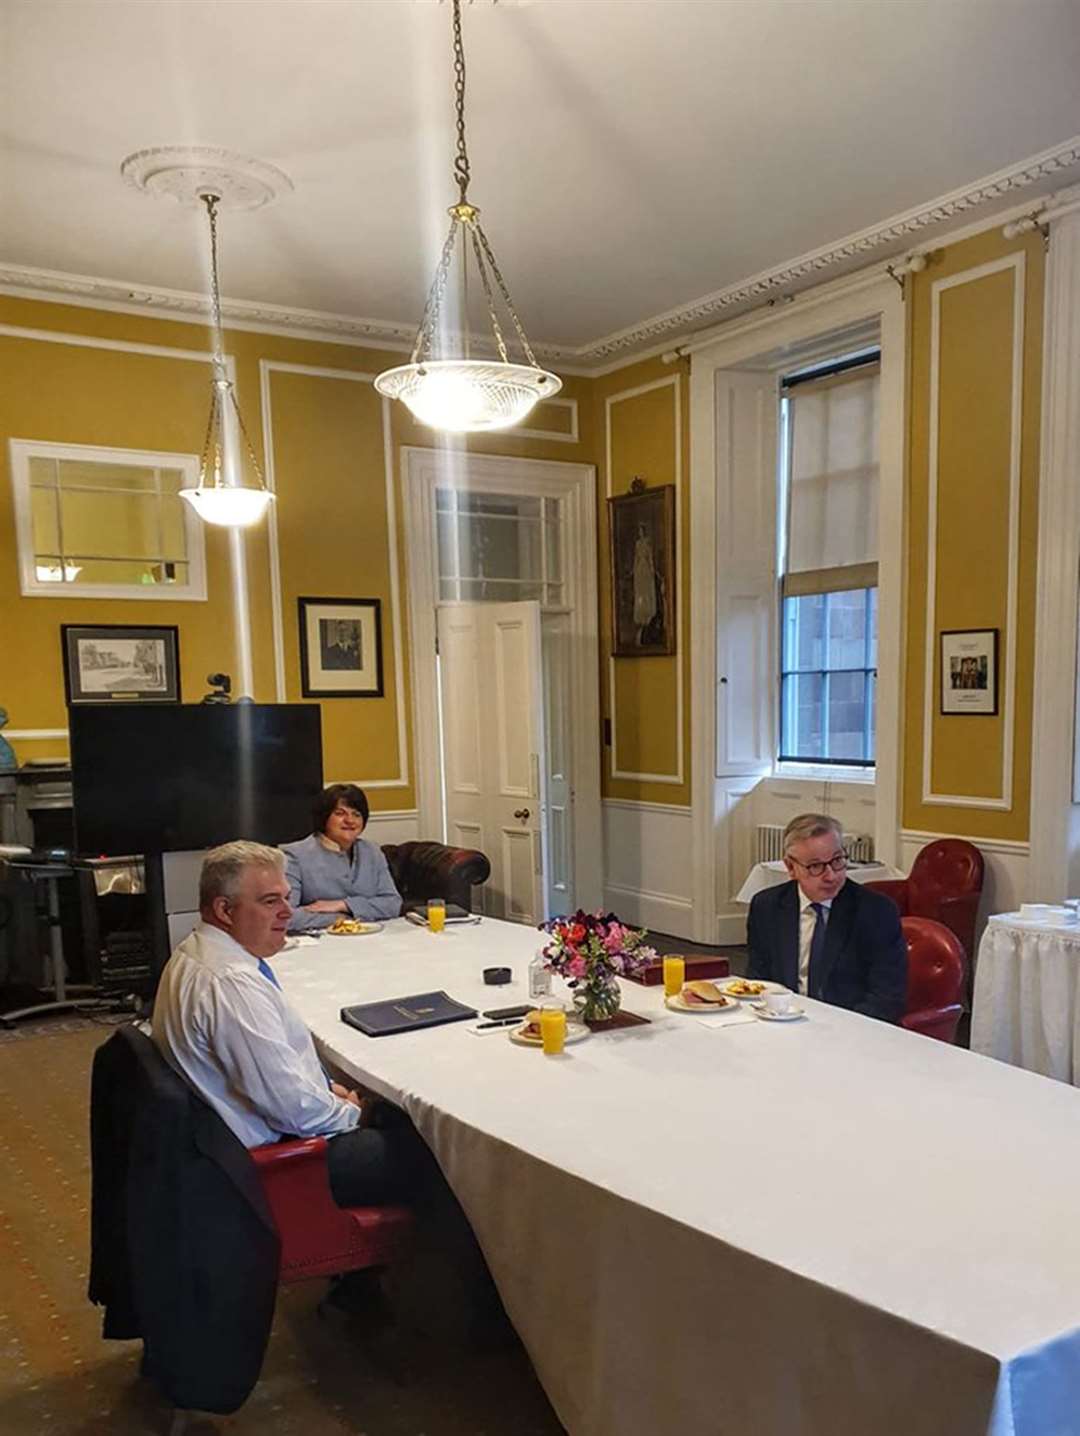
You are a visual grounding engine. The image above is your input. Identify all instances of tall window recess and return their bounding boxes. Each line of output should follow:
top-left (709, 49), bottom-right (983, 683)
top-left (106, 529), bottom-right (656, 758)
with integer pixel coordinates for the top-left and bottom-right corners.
top-left (779, 354), bottom-right (880, 765)
top-left (10, 440), bottom-right (206, 600)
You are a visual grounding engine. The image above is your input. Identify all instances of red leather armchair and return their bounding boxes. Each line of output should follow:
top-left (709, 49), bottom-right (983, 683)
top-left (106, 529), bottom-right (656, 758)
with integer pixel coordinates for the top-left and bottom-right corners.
top-left (864, 838), bottom-right (984, 970)
top-left (250, 1135), bottom-right (413, 1284)
top-left (382, 840), bottom-right (491, 915)
top-left (900, 916), bottom-right (965, 1043)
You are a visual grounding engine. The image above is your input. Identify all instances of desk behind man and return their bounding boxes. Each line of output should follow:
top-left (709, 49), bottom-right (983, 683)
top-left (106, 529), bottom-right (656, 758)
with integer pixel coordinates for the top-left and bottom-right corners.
top-left (747, 813), bottom-right (906, 1022)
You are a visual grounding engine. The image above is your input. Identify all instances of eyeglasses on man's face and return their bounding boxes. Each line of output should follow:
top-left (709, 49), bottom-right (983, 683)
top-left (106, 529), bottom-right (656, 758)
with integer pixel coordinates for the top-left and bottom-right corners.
top-left (788, 852), bottom-right (848, 878)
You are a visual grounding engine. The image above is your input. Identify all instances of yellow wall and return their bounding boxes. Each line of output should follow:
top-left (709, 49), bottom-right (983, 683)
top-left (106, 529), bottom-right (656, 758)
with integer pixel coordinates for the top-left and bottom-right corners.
top-left (0, 294), bottom-right (600, 814)
top-left (593, 356), bottom-right (691, 805)
top-left (902, 229), bottom-right (1044, 840)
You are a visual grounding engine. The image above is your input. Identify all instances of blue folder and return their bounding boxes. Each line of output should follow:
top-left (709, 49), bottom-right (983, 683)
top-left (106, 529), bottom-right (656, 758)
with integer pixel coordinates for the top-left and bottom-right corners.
top-left (340, 990), bottom-right (477, 1037)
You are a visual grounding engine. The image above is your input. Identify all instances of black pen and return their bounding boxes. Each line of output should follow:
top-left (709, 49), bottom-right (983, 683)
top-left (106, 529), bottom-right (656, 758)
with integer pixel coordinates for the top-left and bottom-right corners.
top-left (475, 1016), bottom-right (524, 1030)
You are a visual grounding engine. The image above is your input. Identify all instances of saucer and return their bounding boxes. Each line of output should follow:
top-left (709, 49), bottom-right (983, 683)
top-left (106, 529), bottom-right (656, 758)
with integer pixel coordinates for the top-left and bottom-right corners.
top-left (750, 1002), bottom-right (806, 1022)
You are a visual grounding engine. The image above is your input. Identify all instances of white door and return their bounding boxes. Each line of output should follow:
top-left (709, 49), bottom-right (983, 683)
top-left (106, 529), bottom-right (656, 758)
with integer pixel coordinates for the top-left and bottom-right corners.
top-left (437, 601), bottom-right (547, 924)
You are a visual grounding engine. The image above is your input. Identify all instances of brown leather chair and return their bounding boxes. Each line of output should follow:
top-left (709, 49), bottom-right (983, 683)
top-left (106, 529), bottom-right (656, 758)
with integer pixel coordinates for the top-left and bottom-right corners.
top-left (382, 840), bottom-right (490, 914)
top-left (900, 916), bottom-right (965, 1044)
top-left (864, 838), bottom-right (984, 974)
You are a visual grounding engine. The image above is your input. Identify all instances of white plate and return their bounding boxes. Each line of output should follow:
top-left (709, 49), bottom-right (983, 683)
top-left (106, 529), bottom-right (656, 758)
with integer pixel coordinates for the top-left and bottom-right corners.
top-left (325, 921), bottom-right (384, 936)
top-left (665, 992), bottom-right (740, 1013)
top-left (510, 1022), bottom-right (590, 1047)
top-left (719, 978), bottom-right (789, 1000)
top-left (750, 1002), bottom-right (806, 1022)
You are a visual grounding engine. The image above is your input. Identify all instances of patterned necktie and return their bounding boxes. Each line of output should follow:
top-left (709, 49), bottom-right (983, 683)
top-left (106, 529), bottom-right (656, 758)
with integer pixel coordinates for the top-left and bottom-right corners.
top-left (808, 902), bottom-right (828, 997)
top-left (257, 957), bottom-right (280, 989)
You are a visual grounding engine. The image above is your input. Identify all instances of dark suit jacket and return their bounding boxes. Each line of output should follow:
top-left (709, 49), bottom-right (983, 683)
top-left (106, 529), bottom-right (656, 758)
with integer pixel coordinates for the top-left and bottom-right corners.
top-left (747, 878), bottom-right (907, 1022)
top-left (89, 1026), bottom-right (280, 1414)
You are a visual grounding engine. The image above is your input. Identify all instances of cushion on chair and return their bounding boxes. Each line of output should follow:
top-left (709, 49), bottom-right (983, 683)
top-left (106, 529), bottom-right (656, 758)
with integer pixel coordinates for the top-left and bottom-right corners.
top-left (382, 840), bottom-right (490, 914)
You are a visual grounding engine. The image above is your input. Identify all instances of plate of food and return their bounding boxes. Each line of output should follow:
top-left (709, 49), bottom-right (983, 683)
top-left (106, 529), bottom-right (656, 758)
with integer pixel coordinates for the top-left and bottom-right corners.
top-left (325, 918), bottom-right (384, 936)
top-left (665, 981), bottom-right (741, 1013)
top-left (719, 977), bottom-right (789, 1000)
top-left (509, 1011), bottom-right (591, 1047)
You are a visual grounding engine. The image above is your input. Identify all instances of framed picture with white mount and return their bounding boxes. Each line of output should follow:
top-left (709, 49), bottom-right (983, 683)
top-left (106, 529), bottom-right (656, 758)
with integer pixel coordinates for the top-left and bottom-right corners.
top-left (939, 628), bottom-right (998, 716)
top-left (298, 598), bottom-right (384, 699)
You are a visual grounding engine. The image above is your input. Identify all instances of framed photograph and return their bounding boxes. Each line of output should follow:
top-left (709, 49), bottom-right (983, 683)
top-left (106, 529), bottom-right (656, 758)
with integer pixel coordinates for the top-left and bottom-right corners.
top-left (61, 624), bottom-right (181, 705)
top-left (298, 597), bottom-right (384, 699)
top-left (940, 629), bottom-right (998, 715)
top-left (608, 484), bottom-right (676, 657)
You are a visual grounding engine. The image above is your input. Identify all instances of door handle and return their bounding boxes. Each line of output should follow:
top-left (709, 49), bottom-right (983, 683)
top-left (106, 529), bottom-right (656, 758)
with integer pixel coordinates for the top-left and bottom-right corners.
top-left (513, 808), bottom-right (531, 821)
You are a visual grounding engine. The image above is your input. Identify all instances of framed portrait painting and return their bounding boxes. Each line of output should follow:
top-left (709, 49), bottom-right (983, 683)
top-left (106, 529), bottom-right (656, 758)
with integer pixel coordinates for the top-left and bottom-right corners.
top-left (940, 629), bottom-right (998, 715)
top-left (608, 484), bottom-right (676, 657)
top-left (298, 597), bottom-right (384, 699)
top-left (61, 624), bottom-right (181, 705)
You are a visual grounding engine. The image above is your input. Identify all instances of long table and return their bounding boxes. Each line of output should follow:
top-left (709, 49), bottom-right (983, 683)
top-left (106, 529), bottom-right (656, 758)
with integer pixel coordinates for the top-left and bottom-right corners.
top-left (277, 917), bottom-right (1080, 1436)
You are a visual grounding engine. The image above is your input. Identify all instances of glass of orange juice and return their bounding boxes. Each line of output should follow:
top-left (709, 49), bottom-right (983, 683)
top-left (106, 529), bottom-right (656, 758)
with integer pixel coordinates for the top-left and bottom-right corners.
top-left (663, 955), bottom-right (685, 997)
top-left (539, 1003), bottom-right (567, 1055)
top-left (427, 898), bottom-right (446, 934)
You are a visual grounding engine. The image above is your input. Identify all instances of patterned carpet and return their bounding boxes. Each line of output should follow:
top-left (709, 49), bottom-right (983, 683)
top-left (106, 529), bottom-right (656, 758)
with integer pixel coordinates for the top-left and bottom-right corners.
top-left (0, 1024), bottom-right (564, 1434)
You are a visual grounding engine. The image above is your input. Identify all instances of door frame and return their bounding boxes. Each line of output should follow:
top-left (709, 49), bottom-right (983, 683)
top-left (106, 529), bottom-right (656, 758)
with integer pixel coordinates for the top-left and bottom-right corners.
top-left (401, 446), bottom-right (603, 910)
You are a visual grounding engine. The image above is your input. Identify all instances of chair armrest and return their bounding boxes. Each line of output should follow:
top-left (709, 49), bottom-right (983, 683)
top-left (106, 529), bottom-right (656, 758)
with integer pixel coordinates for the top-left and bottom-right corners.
top-left (937, 893), bottom-right (981, 957)
top-left (862, 879), bottom-right (910, 914)
top-left (901, 1004), bottom-right (963, 1042)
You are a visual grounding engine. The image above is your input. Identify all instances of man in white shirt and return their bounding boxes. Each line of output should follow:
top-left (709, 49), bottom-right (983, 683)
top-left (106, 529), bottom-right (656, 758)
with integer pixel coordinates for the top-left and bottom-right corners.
top-left (746, 813), bottom-right (907, 1022)
top-left (152, 840), bottom-right (425, 1207)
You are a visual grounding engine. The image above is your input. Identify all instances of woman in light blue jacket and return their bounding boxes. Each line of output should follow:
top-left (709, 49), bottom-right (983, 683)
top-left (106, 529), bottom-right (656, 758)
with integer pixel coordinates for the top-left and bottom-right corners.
top-left (281, 784), bottom-right (402, 933)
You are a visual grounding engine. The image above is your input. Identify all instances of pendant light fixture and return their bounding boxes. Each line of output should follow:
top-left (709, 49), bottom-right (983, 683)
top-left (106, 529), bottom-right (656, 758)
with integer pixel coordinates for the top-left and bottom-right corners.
top-left (179, 192), bottom-right (274, 528)
top-left (375, 0), bottom-right (560, 432)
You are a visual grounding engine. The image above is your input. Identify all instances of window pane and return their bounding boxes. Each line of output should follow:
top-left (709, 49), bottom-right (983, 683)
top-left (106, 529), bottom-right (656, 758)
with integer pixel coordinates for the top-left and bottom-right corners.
top-left (458, 578), bottom-right (544, 602)
top-left (31, 487), bottom-right (60, 553)
top-left (826, 589), bottom-right (868, 670)
top-left (782, 593), bottom-right (825, 671)
top-left (61, 491), bottom-right (162, 560)
top-left (58, 460), bottom-right (160, 492)
top-left (436, 510), bottom-right (457, 579)
top-left (69, 557), bottom-right (187, 586)
top-left (545, 582), bottom-right (565, 607)
top-left (781, 672), bottom-right (824, 758)
top-left (827, 670), bottom-right (867, 760)
top-left (545, 514), bottom-right (561, 584)
top-left (159, 495), bottom-right (189, 562)
top-left (458, 492), bottom-right (542, 522)
top-left (457, 513), bottom-right (541, 582)
top-left (28, 456), bottom-right (58, 488)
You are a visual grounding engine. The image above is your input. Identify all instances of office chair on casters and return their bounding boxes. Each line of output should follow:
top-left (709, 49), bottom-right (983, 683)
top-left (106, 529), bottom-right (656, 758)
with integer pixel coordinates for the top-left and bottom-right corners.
top-left (900, 916), bottom-right (966, 1044)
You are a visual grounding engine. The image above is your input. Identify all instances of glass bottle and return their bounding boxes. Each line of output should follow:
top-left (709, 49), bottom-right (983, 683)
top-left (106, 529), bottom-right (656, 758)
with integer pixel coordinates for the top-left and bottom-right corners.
top-left (528, 949), bottom-right (552, 1000)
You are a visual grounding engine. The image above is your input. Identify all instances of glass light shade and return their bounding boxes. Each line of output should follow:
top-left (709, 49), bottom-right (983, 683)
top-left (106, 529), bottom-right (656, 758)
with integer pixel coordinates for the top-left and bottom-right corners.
top-left (374, 360), bottom-right (561, 433)
top-left (179, 486), bottom-right (274, 528)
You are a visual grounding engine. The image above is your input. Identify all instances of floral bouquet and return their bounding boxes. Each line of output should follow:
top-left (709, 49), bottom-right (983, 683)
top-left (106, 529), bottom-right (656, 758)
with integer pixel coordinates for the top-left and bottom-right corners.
top-left (538, 910), bottom-right (657, 1022)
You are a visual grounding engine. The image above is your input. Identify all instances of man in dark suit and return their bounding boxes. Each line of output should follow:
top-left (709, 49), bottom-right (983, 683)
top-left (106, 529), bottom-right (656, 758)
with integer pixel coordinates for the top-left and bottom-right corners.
top-left (747, 813), bottom-right (907, 1021)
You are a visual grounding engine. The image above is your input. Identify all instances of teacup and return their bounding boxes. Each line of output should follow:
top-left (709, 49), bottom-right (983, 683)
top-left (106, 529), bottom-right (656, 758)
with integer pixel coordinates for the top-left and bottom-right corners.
top-left (765, 990), bottom-right (794, 1016)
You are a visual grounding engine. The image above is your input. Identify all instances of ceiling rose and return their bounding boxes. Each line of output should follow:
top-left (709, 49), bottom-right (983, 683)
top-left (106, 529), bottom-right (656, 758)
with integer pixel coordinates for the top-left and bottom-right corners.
top-left (120, 146), bottom-right (293, 211)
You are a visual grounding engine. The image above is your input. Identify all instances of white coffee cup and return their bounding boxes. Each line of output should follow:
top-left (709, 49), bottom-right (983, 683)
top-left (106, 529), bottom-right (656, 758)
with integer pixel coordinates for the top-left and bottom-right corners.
top-left (765, 990), bottom-right (794, 1015)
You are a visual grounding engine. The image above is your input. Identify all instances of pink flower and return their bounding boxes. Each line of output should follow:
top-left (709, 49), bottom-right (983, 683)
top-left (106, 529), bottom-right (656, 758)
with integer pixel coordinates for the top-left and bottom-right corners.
top-left (602, 924), bottom-right (626, 953)
top-left (567, 954), bottom-right (587, 979)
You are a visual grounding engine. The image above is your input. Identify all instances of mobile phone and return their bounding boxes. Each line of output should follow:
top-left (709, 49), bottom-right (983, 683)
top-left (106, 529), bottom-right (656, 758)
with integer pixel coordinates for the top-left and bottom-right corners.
top-left (481, 1003), bottom-right (530, 1021)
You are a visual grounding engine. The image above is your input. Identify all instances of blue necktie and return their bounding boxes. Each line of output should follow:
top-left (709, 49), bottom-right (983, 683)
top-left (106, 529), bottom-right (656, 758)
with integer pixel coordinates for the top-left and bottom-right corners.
top-left (257, 957), bottom-right (280, 989)
top-left (808, 902), bottom-right (828, 997)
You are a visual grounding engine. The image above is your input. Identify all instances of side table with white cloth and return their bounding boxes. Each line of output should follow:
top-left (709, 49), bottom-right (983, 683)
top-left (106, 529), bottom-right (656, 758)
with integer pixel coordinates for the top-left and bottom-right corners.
top-left (971, 907), bottom-right (1080, 1084)
top-left (277, 915), bottom-right (1080, 1436)
top-left (735, 859), bottom-right (902, 904)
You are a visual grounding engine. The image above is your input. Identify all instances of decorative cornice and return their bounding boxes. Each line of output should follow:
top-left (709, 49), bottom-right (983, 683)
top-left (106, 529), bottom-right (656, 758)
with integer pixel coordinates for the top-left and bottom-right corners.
top-left (2, 133), bottom-right (1078, 369)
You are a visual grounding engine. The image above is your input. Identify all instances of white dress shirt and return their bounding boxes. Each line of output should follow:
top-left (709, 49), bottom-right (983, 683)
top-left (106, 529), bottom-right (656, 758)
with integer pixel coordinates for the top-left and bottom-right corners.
top-left (152, 922), bottom-right (360, 1148)
top-left (797, 888), bottom-right (832, 997)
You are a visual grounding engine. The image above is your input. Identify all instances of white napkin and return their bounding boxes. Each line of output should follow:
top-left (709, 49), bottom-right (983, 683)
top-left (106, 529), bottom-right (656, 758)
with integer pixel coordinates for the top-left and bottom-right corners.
top-left (697, 1007), bottom-right (758, 1031)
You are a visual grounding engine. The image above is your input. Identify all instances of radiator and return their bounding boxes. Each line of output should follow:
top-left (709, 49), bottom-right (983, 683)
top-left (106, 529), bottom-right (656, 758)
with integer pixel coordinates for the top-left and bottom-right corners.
top-left (755, 825), bottom-right (875, 864)
top-left (755, 825), bottom-right (786, 862)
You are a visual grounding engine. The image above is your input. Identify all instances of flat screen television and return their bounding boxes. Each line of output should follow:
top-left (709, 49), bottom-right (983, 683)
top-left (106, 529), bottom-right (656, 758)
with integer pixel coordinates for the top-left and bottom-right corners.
top-left (70, 704), bottom-right (323, 855)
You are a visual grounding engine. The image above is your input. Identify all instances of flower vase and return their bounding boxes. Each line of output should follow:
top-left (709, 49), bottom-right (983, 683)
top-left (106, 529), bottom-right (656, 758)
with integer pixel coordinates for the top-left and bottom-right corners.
top-left (574, 974), bottom-right (622, 1024)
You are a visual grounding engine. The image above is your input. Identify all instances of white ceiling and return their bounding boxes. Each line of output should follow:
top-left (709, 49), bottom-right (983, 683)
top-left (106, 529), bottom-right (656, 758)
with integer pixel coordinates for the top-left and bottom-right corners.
top-left (2, 0), bottom-right (1080, 361)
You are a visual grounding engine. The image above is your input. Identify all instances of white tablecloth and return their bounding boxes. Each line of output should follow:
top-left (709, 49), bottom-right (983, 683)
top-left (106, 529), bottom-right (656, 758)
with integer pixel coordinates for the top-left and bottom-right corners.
top-left (277, 916), bottom-right (1080, 1436)
top-left (735, 859), bottom-right (903, 904)
top-left (971, 910), bottom-right (1080, 1084)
